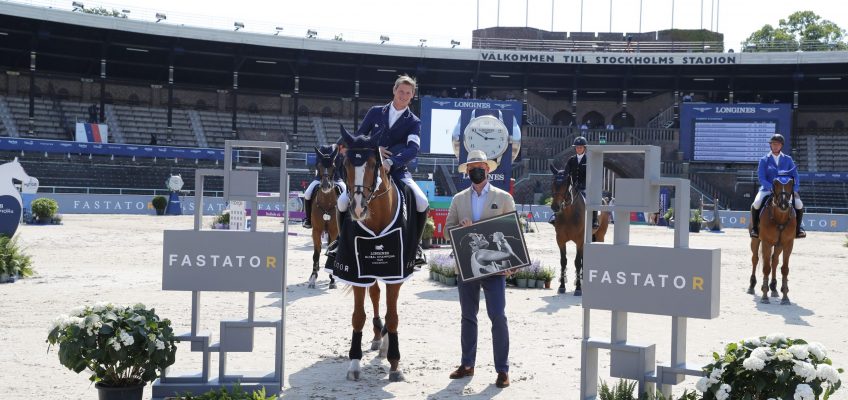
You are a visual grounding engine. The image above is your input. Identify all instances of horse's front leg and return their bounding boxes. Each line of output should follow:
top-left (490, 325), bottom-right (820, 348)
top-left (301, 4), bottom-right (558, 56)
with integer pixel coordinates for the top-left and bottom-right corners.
top-left (309, 231), bottom-right (321, 289)
top-left (748, 238), bottom-right (759, 294)
top-left (574, 245), bottom-right (584, 296)
top-left (760, 244), bottom-right (773, 304)
top-left (769, 246), bottom-right (781, 298)
top-left (384, 283), bottom-right (404, 381)
top-left (347, 286), bottom-right (367, 381)
top-left (557, 234), bottom-right (568, 294)
top-left (780, 242), bottom-right (794, 305)
top-left (369, 283), bottom-right (384, 350)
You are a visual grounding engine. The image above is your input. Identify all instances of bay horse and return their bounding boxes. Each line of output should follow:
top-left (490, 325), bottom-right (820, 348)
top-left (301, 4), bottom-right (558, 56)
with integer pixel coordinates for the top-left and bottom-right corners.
top-left (748, 177), bottom-right (797, 305)
top-left (331, 127), bottom-right (415, 382)
top-left (308, 145), bottom-right (339, 290)
top-left (549, 165), bottom-right (610, 295)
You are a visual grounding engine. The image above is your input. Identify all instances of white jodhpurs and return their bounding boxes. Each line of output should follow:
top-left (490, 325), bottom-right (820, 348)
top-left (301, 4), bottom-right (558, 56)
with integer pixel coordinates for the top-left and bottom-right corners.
top-left (752, 190), bottom-right (803, 210)
top-left (304, 179), bottom-right (346, 200)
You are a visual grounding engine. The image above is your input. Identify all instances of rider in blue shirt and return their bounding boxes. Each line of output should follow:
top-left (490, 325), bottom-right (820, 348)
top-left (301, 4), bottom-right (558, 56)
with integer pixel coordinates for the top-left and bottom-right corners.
top-left (750, 133), bottom-right (805, 238)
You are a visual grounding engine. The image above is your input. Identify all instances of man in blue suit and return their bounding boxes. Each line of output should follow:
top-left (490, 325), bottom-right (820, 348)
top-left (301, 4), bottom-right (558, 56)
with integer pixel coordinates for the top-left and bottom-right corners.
top-left (345, 74), bottom-right (430, 264)
top-left (750, 133), bottom-right (806, 238)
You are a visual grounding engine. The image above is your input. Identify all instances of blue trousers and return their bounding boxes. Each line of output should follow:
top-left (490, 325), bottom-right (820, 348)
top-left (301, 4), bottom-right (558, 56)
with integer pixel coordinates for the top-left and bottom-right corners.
top-left (458, 274), bottom-right (509, 373)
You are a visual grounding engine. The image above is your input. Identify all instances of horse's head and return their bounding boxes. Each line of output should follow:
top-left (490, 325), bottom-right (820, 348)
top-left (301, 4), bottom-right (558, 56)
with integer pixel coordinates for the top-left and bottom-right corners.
top-left (314, 145), bottom-right (338, 194)
top-left (340, 125), bottom-right (386, 221)
top-left (549, 164), bottom-right (574, 213)
top-left (2, 157), bottom-right (31, 183)
top-left (771, 176), bottom-right (794, 212)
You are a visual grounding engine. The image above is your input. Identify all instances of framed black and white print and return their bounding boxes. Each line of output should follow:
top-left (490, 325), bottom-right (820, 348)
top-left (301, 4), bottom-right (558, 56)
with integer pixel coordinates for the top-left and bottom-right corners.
top-left (448, 211), bottom-right (531, 282)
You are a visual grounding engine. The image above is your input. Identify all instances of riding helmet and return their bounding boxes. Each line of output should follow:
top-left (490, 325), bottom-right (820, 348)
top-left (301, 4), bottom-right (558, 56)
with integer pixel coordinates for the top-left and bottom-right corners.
top-left (769, 134), bottom-right (785, 145)
top-left (572, 136), bottom-right (588, 146)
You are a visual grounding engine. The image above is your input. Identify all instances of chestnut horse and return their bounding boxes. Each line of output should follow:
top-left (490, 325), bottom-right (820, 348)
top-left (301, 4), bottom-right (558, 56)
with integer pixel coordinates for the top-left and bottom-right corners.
top-left (549, 165), bottom-right (610, 295)
top-left (336, 128), bottom-right (408, 382)
top-left (308, 145), bottom-right (340, 289)
top-left (748, 177), bottom-right (797, 305)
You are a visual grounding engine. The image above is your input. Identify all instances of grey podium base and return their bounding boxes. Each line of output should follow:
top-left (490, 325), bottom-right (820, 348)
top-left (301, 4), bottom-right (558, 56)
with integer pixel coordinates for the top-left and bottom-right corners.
top-left (152, 378), bottom-right (281, 399)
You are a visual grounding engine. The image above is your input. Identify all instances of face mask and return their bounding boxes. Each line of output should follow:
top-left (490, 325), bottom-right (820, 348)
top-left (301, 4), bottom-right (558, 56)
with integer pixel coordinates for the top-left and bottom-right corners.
top-left (468, 167), bottom-right (487, 184)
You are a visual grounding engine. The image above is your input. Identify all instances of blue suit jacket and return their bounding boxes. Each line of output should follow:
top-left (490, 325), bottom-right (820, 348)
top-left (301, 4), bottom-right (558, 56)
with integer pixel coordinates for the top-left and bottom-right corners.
top-left (757, 152), bottom-right (800, 192)
top-left (356, 103), bottom-right (421, 180)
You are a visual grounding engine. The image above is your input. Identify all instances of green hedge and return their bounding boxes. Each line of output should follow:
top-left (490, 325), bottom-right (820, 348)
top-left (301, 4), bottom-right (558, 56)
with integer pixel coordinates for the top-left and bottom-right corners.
top-left (30, 198), bottom-right (58, 220)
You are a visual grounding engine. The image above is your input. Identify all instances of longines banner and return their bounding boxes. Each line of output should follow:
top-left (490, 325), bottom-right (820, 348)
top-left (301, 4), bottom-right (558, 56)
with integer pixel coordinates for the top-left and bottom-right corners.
top-left (584, 243), bottom-right (721, 319)
top-left (162, 230), bottom-right (284, 292)
top-left (479, 51), bottom-right (738, 65)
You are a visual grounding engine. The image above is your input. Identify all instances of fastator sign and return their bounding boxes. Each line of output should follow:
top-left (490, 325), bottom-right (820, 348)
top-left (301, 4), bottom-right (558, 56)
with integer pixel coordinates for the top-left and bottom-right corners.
top-left (583, 243), bottom-right (720, 319)
top-left (162, 230), bottom-right (285, 292)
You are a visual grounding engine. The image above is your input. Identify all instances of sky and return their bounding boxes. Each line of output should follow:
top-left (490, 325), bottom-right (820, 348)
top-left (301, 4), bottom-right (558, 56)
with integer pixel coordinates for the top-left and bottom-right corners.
top-left (10, 0), bottom-right (848, 52)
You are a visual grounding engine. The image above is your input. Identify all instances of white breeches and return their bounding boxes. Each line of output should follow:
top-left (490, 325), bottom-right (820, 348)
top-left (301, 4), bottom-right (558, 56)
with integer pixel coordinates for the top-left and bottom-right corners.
top-left (752, 190), bottom-right (803, 210)
top-left (304, 179), bottom-right (346, 200)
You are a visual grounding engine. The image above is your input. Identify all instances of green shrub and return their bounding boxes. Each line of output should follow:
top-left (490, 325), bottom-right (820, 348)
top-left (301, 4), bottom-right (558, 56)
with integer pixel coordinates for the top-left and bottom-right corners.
top-left (31, 198), bottom-right (59, 220)
top-left (599, 379), bottom-right (700, 400)
top-left (215, 211), bottom-right (230, 225)
top-left (151, 196), bottom-right (168, 211)
top-left (422, 216), bottom-right (435, 240)
top-left (543, 196), bottom-right (553, 206)
top-left (176, 383), bottom-right (275, 399)
top-left (0, 236), bottom-right (34, 278)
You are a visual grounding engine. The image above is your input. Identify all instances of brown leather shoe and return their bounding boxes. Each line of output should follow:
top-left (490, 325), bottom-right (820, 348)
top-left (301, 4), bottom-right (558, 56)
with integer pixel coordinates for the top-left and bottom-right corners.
top-left (495, 372), bottom-right (510, 388)
top-left (449, 366), bottom-right (474, 379)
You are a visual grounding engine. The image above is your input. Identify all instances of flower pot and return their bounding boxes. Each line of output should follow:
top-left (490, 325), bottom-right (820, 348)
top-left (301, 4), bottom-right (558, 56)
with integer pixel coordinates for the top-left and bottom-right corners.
top-left (544, 279), bottom-right (552, 289)
top-left (445, 277), bottom-right (457, 286)
top-left (536, 279), bottom-right (545, 288)
top-left (95, 382), bottom-right (144, 400)
top-left (527, 279), bottom-right (538, 288)
top-left (439, 274), bottom-right (446, 284)
top-left (430, 271), bottom-right (436, 280)
top-left (689, 221), bottom-right (701, 233)
top-left (516, 278), bottom-right (527, 288)
top-left (155, 208), bottom-right (166, 216)
top-left (0, 273), bottom-right (9, 283)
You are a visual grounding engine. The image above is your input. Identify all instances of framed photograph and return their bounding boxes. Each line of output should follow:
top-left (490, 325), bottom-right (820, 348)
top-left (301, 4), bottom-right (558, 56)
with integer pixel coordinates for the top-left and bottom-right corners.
top-left (447, 211), bottom-right (531, 282)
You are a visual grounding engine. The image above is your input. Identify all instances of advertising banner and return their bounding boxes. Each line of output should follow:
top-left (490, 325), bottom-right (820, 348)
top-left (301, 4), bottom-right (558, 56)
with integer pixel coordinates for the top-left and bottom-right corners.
top-left (75, 123), bottom-right (109, 143)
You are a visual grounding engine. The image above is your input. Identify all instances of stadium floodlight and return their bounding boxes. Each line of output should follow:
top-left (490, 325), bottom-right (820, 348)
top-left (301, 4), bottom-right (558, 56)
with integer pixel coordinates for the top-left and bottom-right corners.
top-left (274, 26), bottom-right (284, 35)
top-left (71, 1), bottom-right (84, 11)
top-left (234, 21), bottom-right (244, 31)
top-left (419, 39), bottom-right (427, 47)
top-left (155, 13), bottom-right (167, 22)
top-left (451, 40), bottom-right (460, 48)
top-left (306, 29), bottom-right (318, 38)
top-left (380, 35), bottom-right (390, 44)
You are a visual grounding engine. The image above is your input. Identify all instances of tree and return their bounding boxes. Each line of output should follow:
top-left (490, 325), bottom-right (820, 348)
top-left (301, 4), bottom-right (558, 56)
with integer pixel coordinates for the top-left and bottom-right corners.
top-left (741, 11), bottom-right (847, 52)
top-left (80, 6), bottom-right (128, 19)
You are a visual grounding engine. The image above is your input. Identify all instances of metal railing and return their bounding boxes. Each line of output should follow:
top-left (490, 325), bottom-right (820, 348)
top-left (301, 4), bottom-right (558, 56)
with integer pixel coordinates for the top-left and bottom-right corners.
top-left (741, 39), bottom-right (846, 53)
top-left (472, 37), bottom-right (724, 53)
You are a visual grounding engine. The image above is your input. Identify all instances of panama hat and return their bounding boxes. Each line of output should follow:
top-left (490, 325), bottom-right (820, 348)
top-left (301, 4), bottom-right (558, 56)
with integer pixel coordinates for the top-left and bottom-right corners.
top-left (458, 149), bottom-right (499, 173)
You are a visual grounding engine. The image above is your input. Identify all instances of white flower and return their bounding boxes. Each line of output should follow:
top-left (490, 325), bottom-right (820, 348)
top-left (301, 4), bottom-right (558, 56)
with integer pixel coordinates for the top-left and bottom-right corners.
top-left (695, 377), bottom-right (710, 392)
top-left (794, 383), bottom-right (814, 400)
top-left (708, 366), bottom-right (725, 383)
top-left (133, 303), bottom-right (145, 310)
top-left (119, 331), bottom-right (134, 346)
top-left (743, 356), bottom-right (766, 371)
top-left (130, 315), bottom-right (146, 323)
top-left (69, 306), bottom-right (87, 317)
top-left (775, 348), bottom-right (793, 361)
top-left (70, 316), bottom-right (86, 329)
top-left (807, 342), bottom-right (827, 360)
top-left (155, 340), bottom-right (165, 350)
top-left (792, 361), bottom-right (818, 382)
top-left (751, 347), bottom-right (773, 361)
top-left (816, 364), bottom-right (841, 384)
top-left (766, 332), bottom-right (788, 344)
top-left (789, 344), bottom-right (809, 360)
top-left (108, 338), bottom-right (121, 351)
top-left (716, 383), bottom-right (732, 400)
top-left (744, 336), bottom-right (763, 347)
top-left (50, 314), bottom-right (70, 332)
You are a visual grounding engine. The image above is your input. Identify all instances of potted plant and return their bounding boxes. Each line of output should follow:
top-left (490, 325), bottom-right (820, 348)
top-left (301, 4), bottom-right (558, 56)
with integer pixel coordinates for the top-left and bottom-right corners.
top-left (525, 263), bottom-right (540, 289)
top-left (443, 267), bottom-right (457, 286)
top-left (0, 236), bottom-right (34, 283)
top-left (539, 263), bottom-right (556, 289)
top-left (689, 209), bottom-right (704, 233)
top-left (515, 268), bottom-right (528, 288)
top-left (211, 211), bottom-right (230, 229)
top-left (47, 302), bottom-right (178, 400)
top-left (151, 196), bottom-right (168, 216)
top-left (421, 216), bottom-right (435, 249)
top-left (697, 333), bottom-right (844, 400)
top-left (30, 197), bottom-right (59, 224)
top-left (663, 207), bottom-right (674, 228)
top-left (429, 253), bottom-right (454, 284)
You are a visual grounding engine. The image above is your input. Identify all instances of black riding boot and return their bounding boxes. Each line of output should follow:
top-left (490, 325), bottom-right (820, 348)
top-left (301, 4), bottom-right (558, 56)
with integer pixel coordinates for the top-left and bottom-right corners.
top-left (749, 206), bottom-right (760, 238)
top-left (795, 208), bottom-right (806, 238)
top-left (302, 198), bottom-right (313, 228)
top-left (326, 210), bottom-right (348, 257)
top-left (592, 211), bottom-right (599, 229)
top-left (414, 208), bottom-right (429, 266)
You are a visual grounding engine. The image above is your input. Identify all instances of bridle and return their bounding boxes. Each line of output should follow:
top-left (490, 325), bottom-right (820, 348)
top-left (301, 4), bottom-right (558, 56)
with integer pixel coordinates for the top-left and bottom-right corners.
top-left (345, 146), bottom-right (390, 216)
top-left (552, 171), bottom-right (575, 212)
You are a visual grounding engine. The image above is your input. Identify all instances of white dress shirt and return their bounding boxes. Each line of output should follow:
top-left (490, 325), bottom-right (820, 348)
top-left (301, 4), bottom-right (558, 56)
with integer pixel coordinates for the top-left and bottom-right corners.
top-left (389, 105), bottom-right (407, 128)
top-left (470, 182), bottom-right (491, 222)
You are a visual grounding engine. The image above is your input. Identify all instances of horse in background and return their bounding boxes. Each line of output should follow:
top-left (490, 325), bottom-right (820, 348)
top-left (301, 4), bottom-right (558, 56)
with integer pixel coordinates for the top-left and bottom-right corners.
top-left (748, 177), bottom-right (797, 305)
top-left (549, 165), bottom-right (610, 296)
top-left (308, 145), bottom-right (339, 289)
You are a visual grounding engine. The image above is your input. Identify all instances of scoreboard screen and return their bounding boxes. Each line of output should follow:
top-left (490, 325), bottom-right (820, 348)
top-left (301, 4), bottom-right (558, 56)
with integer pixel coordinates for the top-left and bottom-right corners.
top-left (680, 104), bottom-right (791, 163)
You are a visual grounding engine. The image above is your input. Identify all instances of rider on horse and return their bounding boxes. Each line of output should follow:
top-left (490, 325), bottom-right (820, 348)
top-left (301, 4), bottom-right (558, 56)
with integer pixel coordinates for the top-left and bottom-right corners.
top-left (336, 74), bottom-right (429, 265)
top-left (750, 133), bottom-right (806, 239)
top-left (562, 136), bottom-right (599, 229)
top-left (302, 143), bottom-right (346, 229)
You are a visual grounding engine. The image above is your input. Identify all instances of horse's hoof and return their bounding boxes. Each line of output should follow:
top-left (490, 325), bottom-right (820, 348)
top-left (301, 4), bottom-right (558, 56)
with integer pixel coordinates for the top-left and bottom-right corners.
top-left (573, 289), bottom-right (582, 297)
top-left (389, 370), bottom-right (405, 382)
top-left (329, 282), bottom-right (337, 289)
top-left (771, 291), bottom-right (779, 298)
top-left (558, 287), bottom-right (566, 294)
top-left (347, 360), bottom-right (361, 381)
top-left (370, 339), bottom-right (382, 351)
top-left (760, 297), bottom-right (770, 304)
top-left (746, 287), bottom-right (755, 295)
top-left (781, 298), bottom-right (791, 305)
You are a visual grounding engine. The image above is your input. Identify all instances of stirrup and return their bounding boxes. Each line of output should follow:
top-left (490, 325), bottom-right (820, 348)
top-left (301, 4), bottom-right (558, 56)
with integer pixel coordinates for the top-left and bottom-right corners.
top-left (302, 218), bottom-right (312, 229)
top-left (325, 240), bottom-right (339, 256)
top-left (414, 246), bottom-right (427, 266)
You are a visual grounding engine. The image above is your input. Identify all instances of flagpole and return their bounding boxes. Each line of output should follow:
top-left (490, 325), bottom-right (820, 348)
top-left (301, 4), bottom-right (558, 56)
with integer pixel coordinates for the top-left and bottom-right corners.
top-left (639, 0), bottom-right (643, 33)
top-left (580, 0), bottom-right (584, 31)
top-left (551, 0), bottom-right (554, 31)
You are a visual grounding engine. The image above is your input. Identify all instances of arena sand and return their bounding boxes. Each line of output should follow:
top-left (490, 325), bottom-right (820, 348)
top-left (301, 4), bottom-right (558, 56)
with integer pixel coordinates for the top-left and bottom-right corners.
top-left (1, 215), bottom-right (846, 399)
